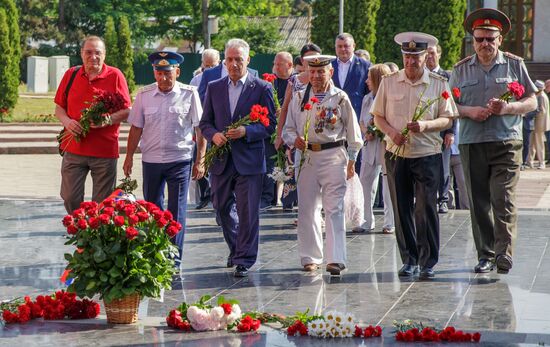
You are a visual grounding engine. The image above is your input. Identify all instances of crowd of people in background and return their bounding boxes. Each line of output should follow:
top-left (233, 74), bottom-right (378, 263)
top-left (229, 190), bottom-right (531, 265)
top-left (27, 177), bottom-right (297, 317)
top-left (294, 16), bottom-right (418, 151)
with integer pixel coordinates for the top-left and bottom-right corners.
top-left (54, 8), bottom-right (550, 280)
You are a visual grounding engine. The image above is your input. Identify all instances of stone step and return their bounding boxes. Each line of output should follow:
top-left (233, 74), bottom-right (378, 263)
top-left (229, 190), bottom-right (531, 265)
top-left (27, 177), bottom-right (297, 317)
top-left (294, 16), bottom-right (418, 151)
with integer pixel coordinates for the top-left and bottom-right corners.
top-left (0, 141), bottom-right (133, 155)
top-left (0, 134), bottom-right (130, 142)
top-left (0, 123), bottom-right (133, 154)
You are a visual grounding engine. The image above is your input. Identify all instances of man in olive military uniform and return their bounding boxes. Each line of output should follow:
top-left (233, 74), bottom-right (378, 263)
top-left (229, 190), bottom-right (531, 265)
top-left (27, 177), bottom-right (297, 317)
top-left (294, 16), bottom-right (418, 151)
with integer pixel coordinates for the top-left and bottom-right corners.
top-left (450, 8), bottom-right (537, 274)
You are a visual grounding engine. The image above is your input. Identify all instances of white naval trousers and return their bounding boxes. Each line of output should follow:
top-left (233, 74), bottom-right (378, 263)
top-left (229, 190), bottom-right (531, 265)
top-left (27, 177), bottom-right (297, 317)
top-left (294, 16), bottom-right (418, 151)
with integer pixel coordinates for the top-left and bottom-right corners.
top-left (297, 146), bottom-right (347, 266)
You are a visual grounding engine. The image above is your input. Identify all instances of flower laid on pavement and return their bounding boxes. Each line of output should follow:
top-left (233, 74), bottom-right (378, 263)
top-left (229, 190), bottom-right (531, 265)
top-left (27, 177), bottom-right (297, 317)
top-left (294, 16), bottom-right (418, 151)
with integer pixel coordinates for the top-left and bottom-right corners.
top-left (1, 291), bottom-right (99, 324)
top-left (393, 320), bottom-right (481, 343)
top-left (166, 294), bottom-right (251, 332)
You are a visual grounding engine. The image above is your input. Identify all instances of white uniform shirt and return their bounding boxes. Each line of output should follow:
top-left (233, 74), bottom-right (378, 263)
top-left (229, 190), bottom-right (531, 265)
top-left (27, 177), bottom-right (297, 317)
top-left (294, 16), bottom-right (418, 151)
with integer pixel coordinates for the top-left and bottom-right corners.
top-left (128, 81), bottom-right (202, 163)
top-left (283, 84), bottom-right (363, 160)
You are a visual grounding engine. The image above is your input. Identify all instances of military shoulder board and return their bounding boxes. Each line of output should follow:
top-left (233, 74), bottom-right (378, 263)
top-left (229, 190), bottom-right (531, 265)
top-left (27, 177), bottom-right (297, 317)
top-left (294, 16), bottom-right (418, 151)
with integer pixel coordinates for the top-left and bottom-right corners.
top-left (454, 55), bottom-right (474, 68)
top-left (429, 72), bottom-right (447, 81)
top-left (503, 51), bottom-right (524, 61)
top-left (138, 83), bottom-right (157, 94)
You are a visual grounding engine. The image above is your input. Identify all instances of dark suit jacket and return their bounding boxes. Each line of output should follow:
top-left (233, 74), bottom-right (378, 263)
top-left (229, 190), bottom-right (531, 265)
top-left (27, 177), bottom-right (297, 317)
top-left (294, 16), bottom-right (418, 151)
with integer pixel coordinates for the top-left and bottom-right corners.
top-left (198, 64), bottom-right (258, 103)
top-left (199, 74), bottom-right (276, 176)
top-left (332, 56), bottom-right (370, 118)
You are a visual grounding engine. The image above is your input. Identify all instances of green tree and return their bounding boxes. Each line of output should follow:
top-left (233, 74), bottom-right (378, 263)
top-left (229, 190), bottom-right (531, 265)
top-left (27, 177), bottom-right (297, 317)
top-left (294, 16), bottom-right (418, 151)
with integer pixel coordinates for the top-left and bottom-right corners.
top-left (104, 16), bottom-right (119, 68)
top-left (117, 16), bottom-right (135, 93)
top-left (212, 17), bottom-right (283, 55)
top-left (0, 9), bottom-right (12, 120)
top-left (0, 0), bottom-right (20, 119)
top-left (374, 0), bottom-right (466, 69)
top-left (312, 0), bottom-right (380, 61)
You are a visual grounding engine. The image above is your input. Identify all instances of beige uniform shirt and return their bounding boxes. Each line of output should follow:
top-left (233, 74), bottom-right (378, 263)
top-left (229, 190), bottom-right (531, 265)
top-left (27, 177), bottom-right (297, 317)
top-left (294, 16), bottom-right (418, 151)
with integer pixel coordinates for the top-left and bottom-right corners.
top-left (371, 69), bottom-right (456, 158)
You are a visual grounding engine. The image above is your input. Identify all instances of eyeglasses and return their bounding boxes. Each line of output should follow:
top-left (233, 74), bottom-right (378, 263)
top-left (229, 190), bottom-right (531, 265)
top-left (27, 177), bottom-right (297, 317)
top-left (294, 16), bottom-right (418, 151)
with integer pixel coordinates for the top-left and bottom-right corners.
top-left (473, 36), bottom-right (499, 43)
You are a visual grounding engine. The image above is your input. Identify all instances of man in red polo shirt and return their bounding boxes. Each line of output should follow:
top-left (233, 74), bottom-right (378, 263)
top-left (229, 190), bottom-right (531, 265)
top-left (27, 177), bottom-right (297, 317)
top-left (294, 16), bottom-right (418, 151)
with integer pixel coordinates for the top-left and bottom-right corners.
top-left (54, 35), bottom-right (132, 213)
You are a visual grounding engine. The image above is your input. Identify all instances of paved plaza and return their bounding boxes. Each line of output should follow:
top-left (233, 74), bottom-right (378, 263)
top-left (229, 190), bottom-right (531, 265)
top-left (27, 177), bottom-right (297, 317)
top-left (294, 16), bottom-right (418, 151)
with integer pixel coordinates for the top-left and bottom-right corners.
top-left (1, 152), bottom-right (550, 346)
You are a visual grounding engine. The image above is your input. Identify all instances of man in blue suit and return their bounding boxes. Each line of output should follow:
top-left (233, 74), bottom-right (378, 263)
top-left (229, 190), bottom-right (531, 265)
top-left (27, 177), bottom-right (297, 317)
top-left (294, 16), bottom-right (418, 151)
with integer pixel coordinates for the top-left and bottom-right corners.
top-left (199, 38), bottom-right (276, 277)
top-left (332, 33), bottom-right (370, 172)
top-left (198, 58), bottom-right (258, 103)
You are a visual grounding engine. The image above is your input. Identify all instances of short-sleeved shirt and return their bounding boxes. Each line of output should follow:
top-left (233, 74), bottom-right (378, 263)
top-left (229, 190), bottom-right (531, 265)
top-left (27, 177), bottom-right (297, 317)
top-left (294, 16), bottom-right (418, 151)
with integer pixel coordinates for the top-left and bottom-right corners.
top-left (370, 69), bottom-right (456, 158)
top-left (449, 50), bottom-right (537, 144)
top-left (128, 82), bottom-right (202, 163)
top-left (54, 65), bottom-right (132, 158)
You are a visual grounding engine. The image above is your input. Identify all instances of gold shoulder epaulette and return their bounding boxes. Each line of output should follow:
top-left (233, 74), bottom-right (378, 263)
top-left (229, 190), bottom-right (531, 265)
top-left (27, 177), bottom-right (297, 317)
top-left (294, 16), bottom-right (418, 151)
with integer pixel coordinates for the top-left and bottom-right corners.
top-left (503, 51), bottom-right (523, 61)
top-left (454, 55), bottom-right (473, 68)
top-left (429, 72), bottom-right (447, 81)
top-left (137, 83), bottom-right (157, 94)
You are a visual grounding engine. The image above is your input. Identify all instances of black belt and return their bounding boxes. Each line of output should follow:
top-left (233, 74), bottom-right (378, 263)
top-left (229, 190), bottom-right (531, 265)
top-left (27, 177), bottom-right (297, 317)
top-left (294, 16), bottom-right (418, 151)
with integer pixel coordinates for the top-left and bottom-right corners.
top-left (307, 140), bottom-right (346, 152)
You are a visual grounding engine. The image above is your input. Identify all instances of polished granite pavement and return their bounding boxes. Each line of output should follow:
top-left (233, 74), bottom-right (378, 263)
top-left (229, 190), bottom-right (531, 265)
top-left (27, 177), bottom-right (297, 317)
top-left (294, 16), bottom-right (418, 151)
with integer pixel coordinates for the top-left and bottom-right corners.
top-left (1, 199), bottom-right (550, 346)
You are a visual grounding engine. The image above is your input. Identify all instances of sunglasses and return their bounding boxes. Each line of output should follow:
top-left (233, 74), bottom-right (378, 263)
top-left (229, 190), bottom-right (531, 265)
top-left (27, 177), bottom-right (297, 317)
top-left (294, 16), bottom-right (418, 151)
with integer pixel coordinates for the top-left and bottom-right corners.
top-left (473, 36), bottom-right (499, 43)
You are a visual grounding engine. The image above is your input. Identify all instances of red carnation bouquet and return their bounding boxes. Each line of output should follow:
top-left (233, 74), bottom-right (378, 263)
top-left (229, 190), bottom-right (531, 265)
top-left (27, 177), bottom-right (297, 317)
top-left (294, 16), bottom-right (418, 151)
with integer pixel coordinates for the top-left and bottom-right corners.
top-left (499, 81), bottom-right (525, 102)
top-left (57, 89), bottom-right (126, 154)
top-left (2, 291), bottom-right (100, 324)
top-left (262, 73), bottom-right (280, 110)
top-left (202, 104), bottom-right (271, 174)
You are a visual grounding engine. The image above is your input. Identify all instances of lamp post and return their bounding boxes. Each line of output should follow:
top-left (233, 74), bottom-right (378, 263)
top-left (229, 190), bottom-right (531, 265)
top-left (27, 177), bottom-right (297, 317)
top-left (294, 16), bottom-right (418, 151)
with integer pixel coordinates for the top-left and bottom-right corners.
top-left (339, 0), bottom-right (344, 34)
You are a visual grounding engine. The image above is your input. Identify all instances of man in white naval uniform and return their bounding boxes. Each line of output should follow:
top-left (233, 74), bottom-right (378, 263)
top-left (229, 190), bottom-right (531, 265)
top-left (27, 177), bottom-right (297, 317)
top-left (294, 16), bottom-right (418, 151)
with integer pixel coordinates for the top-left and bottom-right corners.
top-left (283, 54), bottom-right (363, 276)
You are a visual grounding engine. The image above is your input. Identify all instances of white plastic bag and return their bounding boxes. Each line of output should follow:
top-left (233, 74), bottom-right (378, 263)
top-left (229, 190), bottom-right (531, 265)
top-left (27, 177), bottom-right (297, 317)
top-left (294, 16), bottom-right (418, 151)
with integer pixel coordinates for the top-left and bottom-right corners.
top-left (344, 173), bottom-right (364, 228)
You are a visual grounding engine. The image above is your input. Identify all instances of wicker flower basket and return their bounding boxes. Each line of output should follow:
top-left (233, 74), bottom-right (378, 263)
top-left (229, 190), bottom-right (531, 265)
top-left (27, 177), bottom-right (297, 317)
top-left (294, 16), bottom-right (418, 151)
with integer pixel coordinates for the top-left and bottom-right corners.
top-left (104, 293), bottom-right (140, 324)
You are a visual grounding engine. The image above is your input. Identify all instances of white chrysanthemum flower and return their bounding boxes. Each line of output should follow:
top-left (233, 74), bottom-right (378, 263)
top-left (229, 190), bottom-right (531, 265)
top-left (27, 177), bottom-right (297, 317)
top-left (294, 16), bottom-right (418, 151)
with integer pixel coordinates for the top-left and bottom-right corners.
top-left (345, 313), bottom-right (355, 324)
top-left (341, 324), bottom-right (353, 337)
top-left (268, 167), bottom-right (291, 183)
top-left (333, 312), bottom-right (344, 326)
top-left (308, 319), bottom-right (326, 337)
top-left (325, 311), bottom-right (336, 322)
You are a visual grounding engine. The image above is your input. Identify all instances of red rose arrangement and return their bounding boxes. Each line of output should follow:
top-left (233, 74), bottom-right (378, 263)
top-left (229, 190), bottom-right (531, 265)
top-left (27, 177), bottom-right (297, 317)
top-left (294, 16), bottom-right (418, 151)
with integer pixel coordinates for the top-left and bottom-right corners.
top-left (57, 89), bottom-right (126, 154)
top-left (63, 196), bottom-right (181, 304)
top-left (499, 81), bottom-right (525, 102)
top-left (2, 291), bottom-right (99, 324)
top-left (202, 103), bottom-right (271, 174)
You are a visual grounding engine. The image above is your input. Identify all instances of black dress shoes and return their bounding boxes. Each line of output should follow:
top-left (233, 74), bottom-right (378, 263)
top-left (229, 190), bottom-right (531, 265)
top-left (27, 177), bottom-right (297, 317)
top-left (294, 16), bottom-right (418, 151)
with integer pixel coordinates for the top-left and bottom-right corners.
top-left (234, 265), bottom-right (248, 277)
top-left (326, 263), bottom-right (346, 276)
top-left (419, 267), bottom-right (435, 280)
top-left (474, 259), bottom-right (495, 273)
top-left (195, 200), bottom-right (209, 210)
top-left (398, 264), bottom-right (419, 276)
top-left (496, 254), bottom-right (513, 274)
